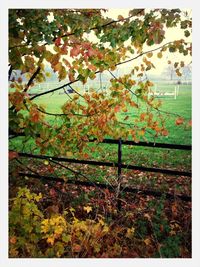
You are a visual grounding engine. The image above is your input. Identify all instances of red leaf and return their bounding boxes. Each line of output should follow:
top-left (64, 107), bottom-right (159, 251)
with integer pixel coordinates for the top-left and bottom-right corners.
top-left (9, 151), bottom-right (19, 160)
top-left (162, 129), bottom-right (169, 136)
top-left (114, 106), bottom-right (120, 112)
top-left (55, 37), bottom-right (61, 47)
top-left (87, 48), bottom-right (96, 57)
top-left (175, 117), bottom-right (184, 125)
top-left (49, 188), bottom-right (57, 198)
top-left (83, 153), bottom-right (89, 159)
top-left (73, 244), bottom-right (82, 252)
top-left (70, 45), bottom-right (81, 57)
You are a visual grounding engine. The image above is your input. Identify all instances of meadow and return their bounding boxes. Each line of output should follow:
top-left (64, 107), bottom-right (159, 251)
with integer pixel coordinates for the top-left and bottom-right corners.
top-left (10, 80), bottom-right (191, 186)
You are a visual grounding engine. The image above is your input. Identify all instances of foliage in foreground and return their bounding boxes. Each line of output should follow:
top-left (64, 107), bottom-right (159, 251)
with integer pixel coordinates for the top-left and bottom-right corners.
top-left (9, 186), bottom-right (191, 258)
top-left (9, 9), bottom-right (192, 156)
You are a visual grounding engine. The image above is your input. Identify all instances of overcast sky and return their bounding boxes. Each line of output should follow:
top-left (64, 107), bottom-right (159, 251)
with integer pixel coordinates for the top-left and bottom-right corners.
top-left (103, 9), bottom-right (192, 75)
top-left (47, 8), bottom-right (192, 77)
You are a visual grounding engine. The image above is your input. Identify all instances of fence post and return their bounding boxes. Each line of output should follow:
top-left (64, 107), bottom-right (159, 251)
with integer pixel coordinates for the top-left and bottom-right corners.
top-left (117, 138), bottom-right (122, 210)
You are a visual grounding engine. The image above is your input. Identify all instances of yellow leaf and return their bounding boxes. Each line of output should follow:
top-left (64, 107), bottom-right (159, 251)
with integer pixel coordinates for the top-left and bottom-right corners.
top-left (47, 236), bottom-right (55, 245)
top-left (83, 206), bottom-right (92, 213)
top-left (66, 152), bottom-right (73, 157)
top-left (118, 15), bottom-right (124, 20)
top-left (144, 238), bottom-right (151, 246)
top-left (157, 52), bottom-right (162, 58)
top-left (146, 52), bottom-right (153, 58)
top-left (44, 160), bottom-right (49, 166)
top-left (45, 72), bottom-right (51, 77)
top-left (170, 230), bottom-right (176, 236)
top-left (126, 227), bottom-right (135, 238)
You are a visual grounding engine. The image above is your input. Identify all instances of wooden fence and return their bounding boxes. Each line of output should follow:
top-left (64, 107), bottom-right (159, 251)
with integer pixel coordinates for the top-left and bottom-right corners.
top-left (18, 138), bottom-right (192, 203)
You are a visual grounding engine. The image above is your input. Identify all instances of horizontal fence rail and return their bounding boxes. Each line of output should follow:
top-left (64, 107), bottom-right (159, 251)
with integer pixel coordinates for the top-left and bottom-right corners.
top-left (15, 138), bottom-right (191, 203)
top-left (18, 152), bottom-right (191, 177)
top-left (18, 172), bottom-right (191, 202)
top-left (89, 138), bottom-right (192, 150)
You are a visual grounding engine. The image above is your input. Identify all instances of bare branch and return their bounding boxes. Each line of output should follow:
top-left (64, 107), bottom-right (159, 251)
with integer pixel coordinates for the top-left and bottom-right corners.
top-left (8, 65), bottom-right (13, 81)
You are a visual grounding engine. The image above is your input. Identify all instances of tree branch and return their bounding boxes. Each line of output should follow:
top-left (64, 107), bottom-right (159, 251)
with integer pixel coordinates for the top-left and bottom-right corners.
top-left (24, 66), bottom-right (41, 92)
top-left (29, 41), bottom-right (175, 101)
top-left (8, 65), bottom-right (13, 81)
top-left (37, 107), bottom-right (91, 117)
top-left (9, 11), bottom-right (143, 50)
top-left (108, 70), bottom-right (137, 97)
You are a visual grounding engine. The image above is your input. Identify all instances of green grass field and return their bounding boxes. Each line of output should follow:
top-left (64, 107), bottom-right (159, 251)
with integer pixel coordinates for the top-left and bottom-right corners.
top-left (10, 81), bottom-right (192, 173)
top-left (32, 81), bottom-right (192, 144)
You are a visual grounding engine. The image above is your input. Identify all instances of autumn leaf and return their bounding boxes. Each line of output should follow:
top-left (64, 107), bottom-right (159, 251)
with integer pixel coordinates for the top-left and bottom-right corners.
top-left (144, 238), bottom-right (151, 246)
top-left (176, 69), bottom-right (182, 77)
top-left (9, 151), bottom-right (19, 160)
top-left (146, 52), bottom-right (153, 58)
top-left (114, 106), bottom-right (120, 112)
top-left (157, 52), bottom-right (163, 58)
top-left (49, 188), bottom-right (57, 198)
top-left (180, 61), bottom-right (185, 68)
top-left (83, 153), bottom-right (89, 159)
top-left (130, 101), bottom-right (138, 108)
top-left (140, 113), bottom-right (146, 121)
top-left (73, 244), bottom-right (82, 252)
top-left (162, 129), bottom-right (169, 136)
top-left (10, 236), bottom-right (17, 244)
top-left (55, 37), bottom-right (61, 47)
top-left (30, 107), bottom-right (40, 123)
top-left (83, 206), bottom-right (92, 213)
top-left (70, 45), bottom-right (81, 57)
top-left (69, 72), bottom-right (75, 82)
top-left (175, 117), bottom-right (184, 125)
top-left (118, 15), bottom-right (124, 20)
top-left (87, 47), bottom-right (97, 57)
top-left (66, 151), bottom-right (73, 157)
top-left (44, 160), bottom-right (49, 165)
top-left (47, 236), bottom-right (55, 245)
top-left (125, 227), bottom-right (135, 238)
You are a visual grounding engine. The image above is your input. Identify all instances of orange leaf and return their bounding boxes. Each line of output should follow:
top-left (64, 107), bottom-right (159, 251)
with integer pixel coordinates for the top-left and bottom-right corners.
top-left (114, 106), bottom-right (120, 112)
top-left (140, 113), bottom-right (146, 121)
top-left (175, 117), bottom-right (184, 125)
top-left (10, 236), bottom-right (17, 244)
top-left (130, 101), bottom-right (138, 108)
top-left (83, 153), bottom-right (89, 159)
top-left (144, 238), bottom-right (151, 246)
top-left (69, 72), bottom-right (75, 82)
top-left (73, 244), bottom-right (82, 252)
top-left (87, 47), bottom-right (97, 57)
top-left (9, 151), bottom-right (19, 160)
top-left (162, 129), bottom-right (169, 136)
top-left (70, 45), bottom-right (81, 57)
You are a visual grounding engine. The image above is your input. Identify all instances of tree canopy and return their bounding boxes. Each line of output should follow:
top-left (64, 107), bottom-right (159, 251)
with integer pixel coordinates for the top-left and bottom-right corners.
top-left (9, 8), bottom-right (192, 156)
